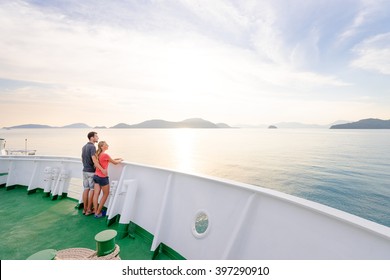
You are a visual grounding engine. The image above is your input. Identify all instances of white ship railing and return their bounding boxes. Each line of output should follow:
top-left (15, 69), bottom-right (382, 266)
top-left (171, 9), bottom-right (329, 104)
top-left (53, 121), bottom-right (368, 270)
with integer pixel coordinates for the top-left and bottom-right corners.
top-left (1, 155), bottom-right (389, 259)
top-left (0, 138), bottom-right (36, 155)
top-left (4, 149), bottom-right (37, 156)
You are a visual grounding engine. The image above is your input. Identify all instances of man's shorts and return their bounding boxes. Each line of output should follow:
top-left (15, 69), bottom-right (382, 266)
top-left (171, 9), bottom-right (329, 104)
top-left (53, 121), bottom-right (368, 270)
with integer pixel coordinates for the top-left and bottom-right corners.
top-left (93, 175), bottom-right (110, 187)
top-left (83, 172), bottom-right (95, 190)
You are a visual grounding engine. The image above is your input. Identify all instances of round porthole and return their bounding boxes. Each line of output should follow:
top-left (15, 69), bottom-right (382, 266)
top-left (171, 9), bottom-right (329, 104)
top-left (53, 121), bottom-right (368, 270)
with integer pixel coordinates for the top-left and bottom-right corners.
top-left (192, 210), bottom-right (210, 238)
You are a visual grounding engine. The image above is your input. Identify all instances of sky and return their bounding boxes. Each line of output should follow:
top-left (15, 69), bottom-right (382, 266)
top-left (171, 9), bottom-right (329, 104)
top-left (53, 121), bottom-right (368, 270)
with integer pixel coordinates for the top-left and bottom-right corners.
top-left (0, 0), bottom-right (390, 127)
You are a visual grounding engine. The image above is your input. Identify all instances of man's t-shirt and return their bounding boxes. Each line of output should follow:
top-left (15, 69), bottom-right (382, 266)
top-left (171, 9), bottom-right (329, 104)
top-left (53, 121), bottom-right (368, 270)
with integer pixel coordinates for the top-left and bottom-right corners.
top-left (82, 142), bottom-right (96, 172)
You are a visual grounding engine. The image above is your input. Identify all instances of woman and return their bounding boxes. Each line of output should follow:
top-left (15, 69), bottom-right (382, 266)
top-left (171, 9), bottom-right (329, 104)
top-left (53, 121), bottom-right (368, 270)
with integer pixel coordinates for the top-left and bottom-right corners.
top-left (92, 141), bottom-right (123, 218)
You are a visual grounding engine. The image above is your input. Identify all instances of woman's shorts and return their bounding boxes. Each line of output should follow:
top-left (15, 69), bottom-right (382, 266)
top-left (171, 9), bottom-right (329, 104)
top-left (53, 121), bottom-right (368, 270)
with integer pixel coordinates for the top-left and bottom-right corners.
top-left (93, 175), bottom-right (109, 187)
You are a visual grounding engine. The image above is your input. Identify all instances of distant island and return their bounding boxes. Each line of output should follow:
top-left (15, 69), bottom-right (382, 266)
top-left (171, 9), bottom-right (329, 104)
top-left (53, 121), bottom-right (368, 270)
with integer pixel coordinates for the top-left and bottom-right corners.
top-left (111, 118), bottom-right (230, 129)
top-left (330, 118), bottom-right (390, 129)
top-left (4, 124), bottom-right (53, 129)
top-left (3, 123), bottom-right (91, 129)
top-left (3, 118), bottom-right (232, 130)
top-left (61, 123), bottom-right (91, 129)
top-left (4, 118), bottom-right (390, 130)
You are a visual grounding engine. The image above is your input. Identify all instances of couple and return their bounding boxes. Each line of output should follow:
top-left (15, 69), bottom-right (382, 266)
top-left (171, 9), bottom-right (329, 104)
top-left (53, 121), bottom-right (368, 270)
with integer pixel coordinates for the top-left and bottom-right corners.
top-left (81, 131), bottom-right (123, 218)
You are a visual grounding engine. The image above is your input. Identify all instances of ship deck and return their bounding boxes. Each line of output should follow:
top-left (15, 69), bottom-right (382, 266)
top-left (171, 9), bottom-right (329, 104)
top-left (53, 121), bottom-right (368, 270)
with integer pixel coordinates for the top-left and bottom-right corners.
top-left (0, 185), bottom-right (184, 260)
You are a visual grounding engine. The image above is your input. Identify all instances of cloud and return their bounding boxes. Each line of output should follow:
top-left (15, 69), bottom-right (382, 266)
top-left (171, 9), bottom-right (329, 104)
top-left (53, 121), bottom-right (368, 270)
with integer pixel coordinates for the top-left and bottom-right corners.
top-left (338, 0), bottom-right (390, 43)
top-left (351, 33), bottom-right (390, 75)
top-left (0, 0), bottom-right (388, 126)
top-left (0, 1), bottom-right (349, 93)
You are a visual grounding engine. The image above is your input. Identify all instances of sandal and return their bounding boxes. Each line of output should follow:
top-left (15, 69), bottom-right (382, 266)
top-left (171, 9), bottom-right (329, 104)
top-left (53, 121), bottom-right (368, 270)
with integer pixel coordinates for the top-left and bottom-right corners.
top-left (94, 211), bottom-right (106, 218)
top-left (85, 210), bottom-right (94, 216)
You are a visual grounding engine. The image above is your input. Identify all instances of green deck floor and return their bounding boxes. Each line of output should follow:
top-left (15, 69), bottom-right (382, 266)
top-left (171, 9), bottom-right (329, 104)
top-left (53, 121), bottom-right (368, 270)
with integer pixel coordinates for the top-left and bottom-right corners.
top-left (0, 185), bottom-right (184, 260)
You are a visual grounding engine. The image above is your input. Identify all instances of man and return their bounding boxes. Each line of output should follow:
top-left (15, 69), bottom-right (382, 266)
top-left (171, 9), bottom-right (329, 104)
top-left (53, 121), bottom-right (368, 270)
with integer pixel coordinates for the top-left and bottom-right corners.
top-left (81, 131), bottom-right (104, 215)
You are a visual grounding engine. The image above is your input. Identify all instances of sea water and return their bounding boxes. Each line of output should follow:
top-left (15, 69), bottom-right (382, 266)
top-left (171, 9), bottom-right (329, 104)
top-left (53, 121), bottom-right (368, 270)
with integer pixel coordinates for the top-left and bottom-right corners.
top-left (1, 128), bottom-right (389, 227)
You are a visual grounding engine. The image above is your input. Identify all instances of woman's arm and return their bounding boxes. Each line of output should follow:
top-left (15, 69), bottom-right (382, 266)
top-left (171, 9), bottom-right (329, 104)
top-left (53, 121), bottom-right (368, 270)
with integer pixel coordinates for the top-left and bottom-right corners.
top-left (108, 155), bottom-right (123, 165)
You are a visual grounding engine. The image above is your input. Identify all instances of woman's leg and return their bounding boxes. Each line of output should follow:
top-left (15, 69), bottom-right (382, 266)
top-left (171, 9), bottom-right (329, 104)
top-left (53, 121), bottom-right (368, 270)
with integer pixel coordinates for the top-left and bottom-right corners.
top-left (92, 184), bottom-right (101, 215)
top-left (95, 184), bottom-right (109, 215)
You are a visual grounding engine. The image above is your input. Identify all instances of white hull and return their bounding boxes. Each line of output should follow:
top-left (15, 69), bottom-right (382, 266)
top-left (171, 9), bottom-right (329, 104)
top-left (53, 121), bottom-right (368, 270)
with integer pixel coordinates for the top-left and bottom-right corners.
top-left (1, 155), bottom-right (389, 259)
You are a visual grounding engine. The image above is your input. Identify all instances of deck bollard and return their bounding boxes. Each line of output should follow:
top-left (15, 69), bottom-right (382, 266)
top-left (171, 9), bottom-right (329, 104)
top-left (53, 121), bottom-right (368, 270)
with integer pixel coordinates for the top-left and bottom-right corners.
top-left (94, 229), bottom-right (118, 257)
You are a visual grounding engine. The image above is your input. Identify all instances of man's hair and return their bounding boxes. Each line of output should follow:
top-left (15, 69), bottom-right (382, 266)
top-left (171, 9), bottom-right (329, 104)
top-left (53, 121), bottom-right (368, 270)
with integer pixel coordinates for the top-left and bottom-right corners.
top-left (87, 131), bottom-right (97, 140)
